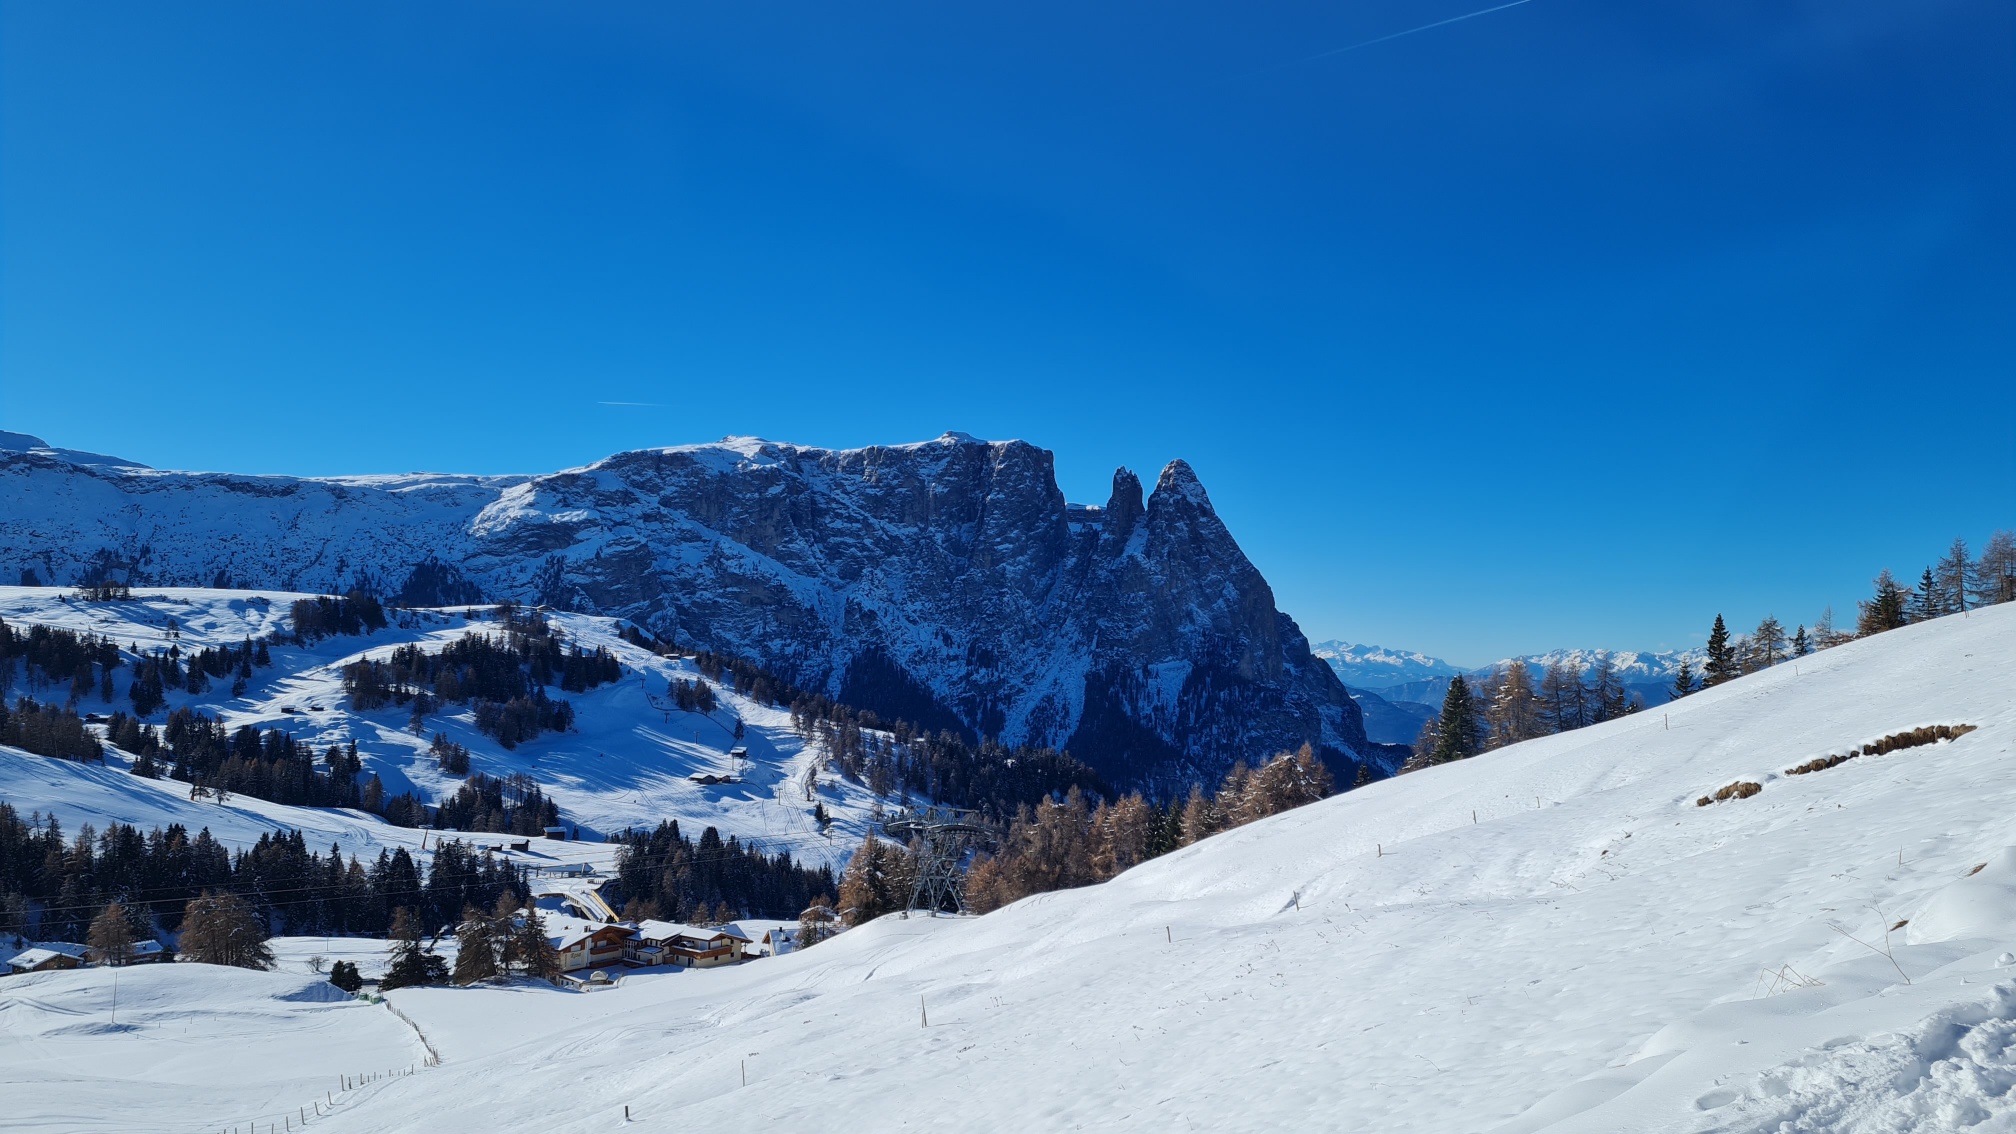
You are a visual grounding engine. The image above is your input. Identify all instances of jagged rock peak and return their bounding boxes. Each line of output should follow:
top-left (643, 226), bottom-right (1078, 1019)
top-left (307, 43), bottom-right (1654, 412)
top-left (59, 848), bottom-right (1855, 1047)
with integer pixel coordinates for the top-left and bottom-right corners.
top-left (1151, 458), bottom-right (1215, 512)
top-left (1103, 467), bottom-right (1145, 536)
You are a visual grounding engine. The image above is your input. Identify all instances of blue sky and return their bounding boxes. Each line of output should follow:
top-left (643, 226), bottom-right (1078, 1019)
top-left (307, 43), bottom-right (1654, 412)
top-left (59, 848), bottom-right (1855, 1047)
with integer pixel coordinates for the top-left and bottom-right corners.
top-left (2, 1), bottom-right (2010, 665)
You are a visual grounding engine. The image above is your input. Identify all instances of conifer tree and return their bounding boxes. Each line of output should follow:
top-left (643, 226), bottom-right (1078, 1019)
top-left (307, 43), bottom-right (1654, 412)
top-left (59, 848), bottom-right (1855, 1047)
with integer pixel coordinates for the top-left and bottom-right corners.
top-left (1485, 662), bottom-right (1541, 749)
top-left (451, 904), bottom-right (499, 985)
top-left (1911, 567), bottom-right (1941, 623)
top-left (1703, 615), bottom-right (1735, 686)
top-left (1979, 531), bottom-right (2016, 605)
top-left (1791, 625), bottom-right (1810, 657)
top-left (87, 901), bottom-right (135, 965)
top-left (1751, 616), bottom-right (1787, 669)
top-left (514, 905), bottom-right (561, 981)
top-left (1430, 676), bottom-right (1480, 764)
top-left (1669, 658), bottom-right (1697, 700)
top-left (178, 891), bottom-right (272, 969)
top-left (328, 960), bottom-right (364, 993)
top-left (1936, 538), bottom-right (1975, 613)
top-left (381, 907), bottom-right (449, 990)
top-left (1857, 570), bottom-right (1910, 636)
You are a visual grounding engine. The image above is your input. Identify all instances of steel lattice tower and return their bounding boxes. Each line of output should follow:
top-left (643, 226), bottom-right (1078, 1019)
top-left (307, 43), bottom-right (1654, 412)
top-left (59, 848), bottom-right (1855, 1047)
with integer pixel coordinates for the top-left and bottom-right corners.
top-left (882, 806), bottom-right (990, 916)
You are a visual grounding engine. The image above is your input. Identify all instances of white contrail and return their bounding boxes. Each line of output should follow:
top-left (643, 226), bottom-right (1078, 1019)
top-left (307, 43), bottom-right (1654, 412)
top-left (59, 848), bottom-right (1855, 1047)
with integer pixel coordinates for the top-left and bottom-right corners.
top-left (1295, 0), bottom-right (1536, 65)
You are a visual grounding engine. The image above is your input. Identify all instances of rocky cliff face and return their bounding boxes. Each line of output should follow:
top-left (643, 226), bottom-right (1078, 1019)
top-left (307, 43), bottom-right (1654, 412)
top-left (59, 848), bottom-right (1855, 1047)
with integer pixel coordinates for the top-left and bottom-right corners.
top-left (0, 433), bottom-right (1372, 786)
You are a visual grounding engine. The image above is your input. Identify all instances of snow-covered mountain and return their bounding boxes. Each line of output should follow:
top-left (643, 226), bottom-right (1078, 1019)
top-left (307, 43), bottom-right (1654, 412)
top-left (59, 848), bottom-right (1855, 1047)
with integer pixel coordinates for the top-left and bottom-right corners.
top-left (7, 600), bottom-right (2009, 1133)
top-left (1317, 638), bottom-right (1706, 712)
top-left (0, 433), bottom-right (1371, 786)
top-left (1310, 640), bottom-right (1465, 689)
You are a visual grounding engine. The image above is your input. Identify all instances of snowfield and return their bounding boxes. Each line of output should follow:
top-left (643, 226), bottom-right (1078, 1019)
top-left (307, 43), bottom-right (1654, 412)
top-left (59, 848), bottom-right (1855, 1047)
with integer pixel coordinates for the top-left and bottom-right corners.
top-left (4, 604), bottom-right (2015, 1132)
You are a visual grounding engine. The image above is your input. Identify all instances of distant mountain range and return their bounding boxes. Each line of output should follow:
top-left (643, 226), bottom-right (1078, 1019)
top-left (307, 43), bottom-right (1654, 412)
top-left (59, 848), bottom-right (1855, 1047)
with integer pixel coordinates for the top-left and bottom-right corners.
top-left (1312, 640), bottom-right (1705, 744)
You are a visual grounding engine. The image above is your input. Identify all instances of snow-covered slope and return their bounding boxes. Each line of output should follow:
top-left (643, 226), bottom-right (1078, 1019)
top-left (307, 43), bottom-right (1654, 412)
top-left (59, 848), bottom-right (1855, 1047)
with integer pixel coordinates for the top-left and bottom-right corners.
top-left (0, 587), bottom-right (880, 871)
top-left (0, 434), bottom-right (1371, 787)
top-left (10, 603), bottom-right (2011, 1133)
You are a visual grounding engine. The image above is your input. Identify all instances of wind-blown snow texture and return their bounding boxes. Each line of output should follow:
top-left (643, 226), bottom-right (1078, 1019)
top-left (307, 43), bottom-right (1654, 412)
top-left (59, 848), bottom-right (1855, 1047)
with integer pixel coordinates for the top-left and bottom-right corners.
top-left (7, 604), bottom-right (2011, 1133)
top-left (0, 434), bottom-right (1368, 786)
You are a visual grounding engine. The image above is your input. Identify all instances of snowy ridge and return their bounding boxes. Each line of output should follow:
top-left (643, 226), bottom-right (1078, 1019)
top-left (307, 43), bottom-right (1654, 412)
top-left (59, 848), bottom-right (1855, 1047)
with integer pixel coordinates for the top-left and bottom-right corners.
top-left (6, 604), bottom-right (2010, 1132)
top-left (0, 434), bottom-right (1370, 786)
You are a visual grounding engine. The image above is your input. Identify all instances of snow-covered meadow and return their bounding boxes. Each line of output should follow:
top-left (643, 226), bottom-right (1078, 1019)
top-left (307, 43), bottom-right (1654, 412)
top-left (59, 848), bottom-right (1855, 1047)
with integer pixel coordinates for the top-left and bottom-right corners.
top-left (3, 601), bottom-right (2014, 1132)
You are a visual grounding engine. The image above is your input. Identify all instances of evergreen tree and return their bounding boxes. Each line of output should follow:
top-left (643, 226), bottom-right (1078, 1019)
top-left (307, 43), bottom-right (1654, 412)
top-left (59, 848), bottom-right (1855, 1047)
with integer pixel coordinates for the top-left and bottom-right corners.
top-left (87, 901), bottom-right (135, 965)
top-left (451, 904), bottom-right (500, 985)
top-left (381, 907), bottom-right (448, 990)
top-left (178, 891), bottom-right (272, 969)
top-left (1429, 676), bottom-right (1480, 764)
top-left (514, 905), bottom-right (561, 981)
top-left (1703, 615), bottom-right (1735, 686)
top-left (1910, 567), bottom-right (1940, 623)
top-left (1669, 658), bottom-right (1697, 700)
top-left (1857, 570), bottom-right (1910, 636)
top-left (1791, 625), bottom-right (1810, 657)
top-left (328, 960), bottom-right (364, 993)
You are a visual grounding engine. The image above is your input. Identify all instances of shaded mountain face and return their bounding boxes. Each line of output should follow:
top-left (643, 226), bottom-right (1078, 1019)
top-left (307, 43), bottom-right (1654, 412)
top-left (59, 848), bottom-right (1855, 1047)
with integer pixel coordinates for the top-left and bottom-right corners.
top-left (1, 433), bottom-right (1371, 787)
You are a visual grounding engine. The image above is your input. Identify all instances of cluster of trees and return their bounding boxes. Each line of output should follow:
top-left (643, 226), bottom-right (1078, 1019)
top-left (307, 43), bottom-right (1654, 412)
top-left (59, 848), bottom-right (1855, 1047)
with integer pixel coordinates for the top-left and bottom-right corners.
top-left (0, 617), bottom-right (122, 706)
top-left (430, 732), bottom-right (472, 775)
top-left (1856, 534), bottom-right (2016, 635)
top-left (0, 803), bottom-right (527, 951)
top-left (157, 709), bottom-right (363, 808)
top-left (0, 698), bottom-right (103, 762)
top-left (831, 746), bottom-right (1334, 923)
top-left (793, 708), bottom-right (1107, 820)
top-left (289, 591), bottom-right (388, 641)
top-left (432, 773), bottom-right (560, 835)
top-left (127, 636), bottom-right (270, 714)
top-left (442, 900), bottom-right (561, 986)
top-left (666, 676), bottom-right (720, 715)
top-left (341, 605), bottom-right (615, 748)
top-left (1409, 655), bottom-right (1645, 769)
top-left (607, 819), bottom-right (839, 925)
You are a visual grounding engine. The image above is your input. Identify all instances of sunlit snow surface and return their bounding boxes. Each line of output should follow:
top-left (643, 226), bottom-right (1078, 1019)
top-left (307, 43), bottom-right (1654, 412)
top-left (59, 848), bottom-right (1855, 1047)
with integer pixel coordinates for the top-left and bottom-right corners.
top-left (4, 601), bottom-right (2016, 1132)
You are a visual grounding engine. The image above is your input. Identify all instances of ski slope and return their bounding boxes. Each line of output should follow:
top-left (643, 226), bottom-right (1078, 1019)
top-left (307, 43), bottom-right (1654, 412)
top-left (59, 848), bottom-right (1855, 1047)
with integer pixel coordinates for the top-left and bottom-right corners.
top-left (5, 604), bottom-right (2015, 1132)
top-left (0, 586), bottom-right (881, 873)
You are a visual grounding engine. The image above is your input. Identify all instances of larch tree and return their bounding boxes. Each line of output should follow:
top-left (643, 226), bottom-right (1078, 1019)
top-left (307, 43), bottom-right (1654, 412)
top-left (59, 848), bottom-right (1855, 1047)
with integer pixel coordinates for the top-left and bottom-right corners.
top-left (178, 891), bottom-right (272, 969)
top-left (1751, 617), bottom-right (1787, 670)
top-left (1936, 538), bottom-right (1976, 613)
top-left (87, 901), bottom-right (135, 966)
top-left (1486, 662), bottom-right (1542, 749)
top-left (1979, 531), bottom-right (2016, 605)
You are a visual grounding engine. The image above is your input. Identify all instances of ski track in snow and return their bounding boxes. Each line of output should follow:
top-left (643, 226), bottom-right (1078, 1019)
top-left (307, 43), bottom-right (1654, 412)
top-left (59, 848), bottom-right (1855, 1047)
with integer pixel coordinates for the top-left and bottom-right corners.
top-left (2, 599), bottom-right (2015, 1132)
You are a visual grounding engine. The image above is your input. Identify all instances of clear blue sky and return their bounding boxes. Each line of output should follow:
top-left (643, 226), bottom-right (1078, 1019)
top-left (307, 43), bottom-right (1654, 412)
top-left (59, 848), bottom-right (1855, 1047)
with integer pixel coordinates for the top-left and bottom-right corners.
top-left (3, 1), bottom-right (2011, 665)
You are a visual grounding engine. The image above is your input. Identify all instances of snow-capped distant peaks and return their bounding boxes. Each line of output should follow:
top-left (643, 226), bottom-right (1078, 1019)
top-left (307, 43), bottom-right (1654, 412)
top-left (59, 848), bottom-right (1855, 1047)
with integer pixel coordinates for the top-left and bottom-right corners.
top-left (0, 430), bottom-right (150, 470)
top-left (1311, 641), bottom-right (1467, 690)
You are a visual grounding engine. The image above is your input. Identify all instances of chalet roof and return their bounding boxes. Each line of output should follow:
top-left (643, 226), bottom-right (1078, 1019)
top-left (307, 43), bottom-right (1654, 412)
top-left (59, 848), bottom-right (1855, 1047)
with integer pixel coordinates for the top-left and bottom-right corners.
top-left (533, 913), bottom-right (633, 952)
top-left (7, 942), bottom-right (89, 969)
top-left (633, 920), bottom-right (746, 946)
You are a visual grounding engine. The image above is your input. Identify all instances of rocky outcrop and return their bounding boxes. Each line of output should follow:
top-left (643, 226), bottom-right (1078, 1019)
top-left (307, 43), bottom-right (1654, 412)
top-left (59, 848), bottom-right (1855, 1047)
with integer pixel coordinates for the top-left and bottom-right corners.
top-left (0, 433), bottom-right (1373, 786)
